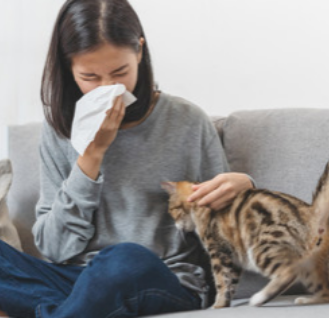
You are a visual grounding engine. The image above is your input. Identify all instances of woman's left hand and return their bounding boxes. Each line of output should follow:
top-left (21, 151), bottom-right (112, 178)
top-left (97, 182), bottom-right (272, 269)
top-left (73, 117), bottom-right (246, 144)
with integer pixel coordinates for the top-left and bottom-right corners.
top-left (187, 173), bottom-right (254, 210)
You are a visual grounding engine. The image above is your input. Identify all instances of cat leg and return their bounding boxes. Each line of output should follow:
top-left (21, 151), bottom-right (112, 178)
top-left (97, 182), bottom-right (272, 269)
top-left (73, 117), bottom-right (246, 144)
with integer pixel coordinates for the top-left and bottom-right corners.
top-left (295, 262), bottom-right (329, 305)
top-left (249, 267), bottom-right (297, 306)
top-left (294, 295), bottom-right (329, 305)
top-left (209, 249), bottom-right (241, 308)
top-left (229, 265), bottom-right (242, 300)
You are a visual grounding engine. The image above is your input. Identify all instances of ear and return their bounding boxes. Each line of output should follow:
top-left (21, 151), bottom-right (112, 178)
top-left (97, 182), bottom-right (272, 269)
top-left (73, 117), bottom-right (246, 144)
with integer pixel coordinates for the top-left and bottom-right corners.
top-left (137, 37), bottom-right (145, 64)
top-left (0, 159), bottom-right (13, 201)
top-left (161, 181), bottom-right (177, 195)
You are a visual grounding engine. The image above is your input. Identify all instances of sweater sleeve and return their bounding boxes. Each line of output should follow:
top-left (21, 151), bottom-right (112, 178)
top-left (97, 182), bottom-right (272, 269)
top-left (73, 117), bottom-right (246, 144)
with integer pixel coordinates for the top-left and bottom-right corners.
top-left (198, 120), bottom-right (231, 182)
top-left (32, 122), bottom-right (104, 263)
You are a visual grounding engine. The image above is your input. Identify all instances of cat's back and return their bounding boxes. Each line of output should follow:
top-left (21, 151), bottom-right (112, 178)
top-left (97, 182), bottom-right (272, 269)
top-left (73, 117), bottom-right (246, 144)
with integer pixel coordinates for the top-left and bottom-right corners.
top-left (222, 188), bottom-right (313, 269)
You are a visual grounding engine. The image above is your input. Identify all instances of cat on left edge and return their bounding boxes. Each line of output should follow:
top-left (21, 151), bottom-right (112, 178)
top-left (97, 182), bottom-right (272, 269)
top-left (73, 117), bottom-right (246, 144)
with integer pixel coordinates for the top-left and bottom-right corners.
top-left (0, 159), bottom-right (22, 251)
top-left (162, 162), bottom-right (329, 309)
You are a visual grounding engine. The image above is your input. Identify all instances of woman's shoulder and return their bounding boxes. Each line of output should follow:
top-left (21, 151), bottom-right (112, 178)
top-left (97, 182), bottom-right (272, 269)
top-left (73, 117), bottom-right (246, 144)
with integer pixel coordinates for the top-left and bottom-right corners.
top-left (158, 92), bottom-right (210, 124)
top-left (41, 120), bottom-right (72, 152)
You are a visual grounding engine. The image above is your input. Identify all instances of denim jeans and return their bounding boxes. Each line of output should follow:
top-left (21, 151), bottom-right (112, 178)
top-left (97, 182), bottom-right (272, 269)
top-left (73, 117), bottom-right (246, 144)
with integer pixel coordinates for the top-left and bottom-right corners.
top-left (0, 240), bottom-right (201, 318)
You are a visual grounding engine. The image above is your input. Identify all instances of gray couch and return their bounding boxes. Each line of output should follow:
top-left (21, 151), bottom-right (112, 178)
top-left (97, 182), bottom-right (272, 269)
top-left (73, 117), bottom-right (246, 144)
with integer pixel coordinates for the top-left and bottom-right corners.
top-left (5, 108), bottom-right (329, 317)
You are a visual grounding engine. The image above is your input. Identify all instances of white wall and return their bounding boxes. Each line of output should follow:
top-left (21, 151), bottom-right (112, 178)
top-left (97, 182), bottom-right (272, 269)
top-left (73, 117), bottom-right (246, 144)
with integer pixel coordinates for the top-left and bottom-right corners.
top-left (1, 0), bottom-right (329, 159)
top-left (132, 0), bottom-right (329, 115)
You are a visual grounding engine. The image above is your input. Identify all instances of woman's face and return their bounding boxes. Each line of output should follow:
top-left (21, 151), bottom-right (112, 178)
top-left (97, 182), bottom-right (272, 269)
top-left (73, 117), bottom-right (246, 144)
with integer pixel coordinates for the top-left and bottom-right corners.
top-left (71, 40), bottom-right (143, 94)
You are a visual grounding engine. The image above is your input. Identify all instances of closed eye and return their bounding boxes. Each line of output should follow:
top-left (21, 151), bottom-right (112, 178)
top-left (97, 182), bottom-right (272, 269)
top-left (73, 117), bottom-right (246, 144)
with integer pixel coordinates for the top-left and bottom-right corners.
top-left (81, 78), bottom-right (97, 82)
top-left (113, 72), bottom-right (128, 77)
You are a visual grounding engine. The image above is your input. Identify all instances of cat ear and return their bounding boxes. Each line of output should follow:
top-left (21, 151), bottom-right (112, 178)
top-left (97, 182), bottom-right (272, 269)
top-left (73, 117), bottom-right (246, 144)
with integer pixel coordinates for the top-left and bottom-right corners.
top-left (161, 182), bottom-right (177, 195)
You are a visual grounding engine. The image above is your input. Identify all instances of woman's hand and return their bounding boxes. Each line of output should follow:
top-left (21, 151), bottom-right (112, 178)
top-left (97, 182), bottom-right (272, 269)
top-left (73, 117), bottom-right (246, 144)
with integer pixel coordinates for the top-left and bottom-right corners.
top-left (77, 95), bottom-right (125, 180)
top-left (88, 95), bottom-right (126, 156)
top-left (187, 173), bottom-right (254, 210)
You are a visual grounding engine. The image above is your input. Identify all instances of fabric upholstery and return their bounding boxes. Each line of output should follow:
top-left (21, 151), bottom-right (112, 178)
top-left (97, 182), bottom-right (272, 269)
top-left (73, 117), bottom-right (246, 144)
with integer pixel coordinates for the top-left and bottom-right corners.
top-left (7, 123), bottom-right (42, 258)
top-left (220, 109), bottom-right (329, 202)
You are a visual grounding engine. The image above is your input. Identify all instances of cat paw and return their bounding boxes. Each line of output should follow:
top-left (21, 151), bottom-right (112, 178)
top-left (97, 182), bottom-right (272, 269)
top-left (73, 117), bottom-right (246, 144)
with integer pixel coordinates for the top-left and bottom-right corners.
top-left (212, 303), bottom-right (229, 309)
top-left (294, 296), bottom-right (329, 305)
top-left (249, 292), bottom-right (267, 307)
top-left (212, 299), bottom-right (230, 308)
top-left (294, 297), bottom-right (309, 305)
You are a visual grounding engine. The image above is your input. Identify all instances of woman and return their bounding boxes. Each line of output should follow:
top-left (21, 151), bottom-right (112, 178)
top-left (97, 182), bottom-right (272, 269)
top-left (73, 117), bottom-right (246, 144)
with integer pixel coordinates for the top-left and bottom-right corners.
top-left (0, 0), bottom-right (253, 317)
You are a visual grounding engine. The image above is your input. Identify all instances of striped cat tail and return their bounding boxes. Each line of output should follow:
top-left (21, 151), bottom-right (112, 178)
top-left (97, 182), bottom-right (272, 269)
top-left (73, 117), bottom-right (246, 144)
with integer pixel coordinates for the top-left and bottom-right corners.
top-left (312, 161), bottom-right (329, 236)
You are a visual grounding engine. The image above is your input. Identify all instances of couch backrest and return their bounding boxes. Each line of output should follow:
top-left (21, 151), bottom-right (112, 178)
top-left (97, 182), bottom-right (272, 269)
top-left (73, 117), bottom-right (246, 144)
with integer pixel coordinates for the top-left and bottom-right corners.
top-left (218, 108), bottom-right (329, 203)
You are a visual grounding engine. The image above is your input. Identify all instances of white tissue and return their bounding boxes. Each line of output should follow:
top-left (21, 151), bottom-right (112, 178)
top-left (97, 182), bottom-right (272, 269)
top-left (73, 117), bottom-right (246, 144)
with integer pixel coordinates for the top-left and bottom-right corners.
top-left (71, 84), bottom-right (137, 156)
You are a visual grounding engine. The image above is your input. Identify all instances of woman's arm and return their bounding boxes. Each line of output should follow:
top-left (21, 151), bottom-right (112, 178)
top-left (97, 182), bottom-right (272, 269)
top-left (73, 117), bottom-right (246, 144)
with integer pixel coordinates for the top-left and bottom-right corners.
top-left (33, 97), bottom-right (125, 263)
top-left (32, 124), bottom-right (103, 263)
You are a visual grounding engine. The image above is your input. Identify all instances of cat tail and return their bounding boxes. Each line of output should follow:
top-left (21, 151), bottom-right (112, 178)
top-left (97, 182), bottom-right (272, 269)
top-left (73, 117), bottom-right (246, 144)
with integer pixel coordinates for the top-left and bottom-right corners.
top-left (311, 161), bottom-right (329, 236)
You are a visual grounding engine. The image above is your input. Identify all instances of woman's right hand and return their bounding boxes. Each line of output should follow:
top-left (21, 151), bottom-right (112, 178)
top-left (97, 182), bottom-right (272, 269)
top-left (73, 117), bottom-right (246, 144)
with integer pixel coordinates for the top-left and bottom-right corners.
top-left (77, 95), bottom-right (125, 180)
top-left (89, 95), bottom-right (126, 155)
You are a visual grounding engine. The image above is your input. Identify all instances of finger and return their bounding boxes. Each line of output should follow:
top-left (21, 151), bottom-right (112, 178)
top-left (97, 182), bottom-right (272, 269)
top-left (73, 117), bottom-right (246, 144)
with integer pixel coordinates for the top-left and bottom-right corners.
top-left (199, 184), bottom-right (235, 208)
top-left (198, 187), bottom-right (224, 206)
top-left (114, 97), bottom-right (126, 122)
top-left (105, 95), bottom-right (123, 115)
top-left (103, 96), bottom-right (124, 127)
top-left (191, 184), bottom-right (200, 190)
top-left (191, 181), bottom-right (208, 190)
top-left (187, 181), bottom-right (217, 202)
top-left (117, 99), bottom-right (126, 122)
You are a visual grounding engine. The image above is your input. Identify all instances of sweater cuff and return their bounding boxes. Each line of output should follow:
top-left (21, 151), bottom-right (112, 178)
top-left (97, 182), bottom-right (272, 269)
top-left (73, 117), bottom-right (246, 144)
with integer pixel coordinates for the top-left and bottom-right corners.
top-left (246, 174), bottom-right (257, 188)
top-left (65, 162), bottom-right (104, 199)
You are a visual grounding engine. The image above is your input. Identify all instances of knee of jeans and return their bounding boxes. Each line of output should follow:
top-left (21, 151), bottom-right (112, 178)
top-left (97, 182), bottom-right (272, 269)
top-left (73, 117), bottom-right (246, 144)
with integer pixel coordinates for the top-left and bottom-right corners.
top-left (94, 243), bottom-right (164, 286)
top-left (99, 243), bottom-right (159, 265)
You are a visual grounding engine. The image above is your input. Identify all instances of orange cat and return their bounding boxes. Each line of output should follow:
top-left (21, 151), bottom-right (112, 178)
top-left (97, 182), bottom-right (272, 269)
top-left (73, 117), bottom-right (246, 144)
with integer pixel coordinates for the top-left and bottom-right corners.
top-left (162, 163), bottom-right (329, 308)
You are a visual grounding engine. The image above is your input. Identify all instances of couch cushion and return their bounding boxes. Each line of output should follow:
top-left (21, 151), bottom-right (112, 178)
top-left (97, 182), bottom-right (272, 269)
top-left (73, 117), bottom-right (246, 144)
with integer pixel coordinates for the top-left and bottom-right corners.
top-left (7, 122), bottom-right (42, 258)
top-left (222, 108), bottom-right (329, 203)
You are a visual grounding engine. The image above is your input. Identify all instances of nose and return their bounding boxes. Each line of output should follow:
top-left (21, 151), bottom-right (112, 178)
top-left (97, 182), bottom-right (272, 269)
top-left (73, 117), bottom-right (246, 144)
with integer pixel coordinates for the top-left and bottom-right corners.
top-left (100, 80), bottom-right (116, 86)
top-left (99, 81), bottom-right (116, 86)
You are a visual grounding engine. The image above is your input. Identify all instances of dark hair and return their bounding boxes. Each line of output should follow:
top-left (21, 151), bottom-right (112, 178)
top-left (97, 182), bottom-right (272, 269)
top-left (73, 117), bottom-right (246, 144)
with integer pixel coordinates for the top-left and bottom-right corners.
top-left (41, 0), bottom-right (154, 138)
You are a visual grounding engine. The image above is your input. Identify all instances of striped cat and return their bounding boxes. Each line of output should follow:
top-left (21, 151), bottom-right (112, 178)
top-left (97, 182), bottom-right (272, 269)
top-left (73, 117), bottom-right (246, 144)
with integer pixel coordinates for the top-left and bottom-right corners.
top-left (162, 163), bottom-right (329, 308)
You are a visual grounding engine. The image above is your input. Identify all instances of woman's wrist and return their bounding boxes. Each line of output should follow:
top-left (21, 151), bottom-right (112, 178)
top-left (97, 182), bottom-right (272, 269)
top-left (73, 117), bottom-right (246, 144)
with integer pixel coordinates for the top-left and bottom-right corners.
top-left (77, 143), bottom-right (105, 180)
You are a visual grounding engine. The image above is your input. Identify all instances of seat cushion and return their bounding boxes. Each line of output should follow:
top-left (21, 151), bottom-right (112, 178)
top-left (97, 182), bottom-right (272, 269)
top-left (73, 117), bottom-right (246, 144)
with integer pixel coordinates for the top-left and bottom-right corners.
top-left (7, 122), bottom-right (42, 258)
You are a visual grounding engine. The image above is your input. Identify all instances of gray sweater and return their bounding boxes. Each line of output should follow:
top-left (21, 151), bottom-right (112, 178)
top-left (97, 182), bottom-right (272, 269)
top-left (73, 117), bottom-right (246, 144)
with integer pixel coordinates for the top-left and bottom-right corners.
top-left (32, 92), bottom-right (230, 307)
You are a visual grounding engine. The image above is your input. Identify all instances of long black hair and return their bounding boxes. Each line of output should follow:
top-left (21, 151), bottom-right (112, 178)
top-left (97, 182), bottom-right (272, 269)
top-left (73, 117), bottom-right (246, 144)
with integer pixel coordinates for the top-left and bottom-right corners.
top-left (41, 0), bottom-right (154, 138)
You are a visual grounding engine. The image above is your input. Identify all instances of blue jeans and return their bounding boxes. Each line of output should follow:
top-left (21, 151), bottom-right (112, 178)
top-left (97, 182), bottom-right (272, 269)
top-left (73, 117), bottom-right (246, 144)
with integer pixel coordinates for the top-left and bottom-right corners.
top-left (0, 240), bottom-right (201, 318)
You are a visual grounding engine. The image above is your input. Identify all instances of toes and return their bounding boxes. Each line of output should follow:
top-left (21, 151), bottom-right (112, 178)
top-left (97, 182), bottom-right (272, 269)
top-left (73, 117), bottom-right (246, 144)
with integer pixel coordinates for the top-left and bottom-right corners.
top-left (294, 297), bottom-right (308, 305)
top-left (250, 292), bottom-right (267, 307)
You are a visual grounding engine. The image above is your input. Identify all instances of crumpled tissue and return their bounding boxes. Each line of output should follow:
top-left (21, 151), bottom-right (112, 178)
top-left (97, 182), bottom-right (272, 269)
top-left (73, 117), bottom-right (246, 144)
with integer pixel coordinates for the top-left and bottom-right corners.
top-left (71, 84), bottom-right (137, 156)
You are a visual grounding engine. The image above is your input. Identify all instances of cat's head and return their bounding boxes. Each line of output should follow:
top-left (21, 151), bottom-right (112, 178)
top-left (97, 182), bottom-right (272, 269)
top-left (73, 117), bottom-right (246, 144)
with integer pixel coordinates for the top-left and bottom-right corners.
top-left (161, 181), bottom-right (196, 232)
top-left (0, 159), bottom-right (13, 202)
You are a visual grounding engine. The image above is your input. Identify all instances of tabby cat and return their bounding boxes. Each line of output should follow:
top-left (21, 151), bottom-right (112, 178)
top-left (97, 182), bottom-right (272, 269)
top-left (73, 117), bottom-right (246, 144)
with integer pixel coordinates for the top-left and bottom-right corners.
top-left (162, 163), bottom-right (329, 308)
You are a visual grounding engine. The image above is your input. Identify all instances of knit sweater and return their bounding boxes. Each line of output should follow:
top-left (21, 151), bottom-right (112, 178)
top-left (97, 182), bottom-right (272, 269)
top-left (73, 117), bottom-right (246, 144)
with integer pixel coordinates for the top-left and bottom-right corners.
top-left (32, 92), bottom-right (230, 307)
